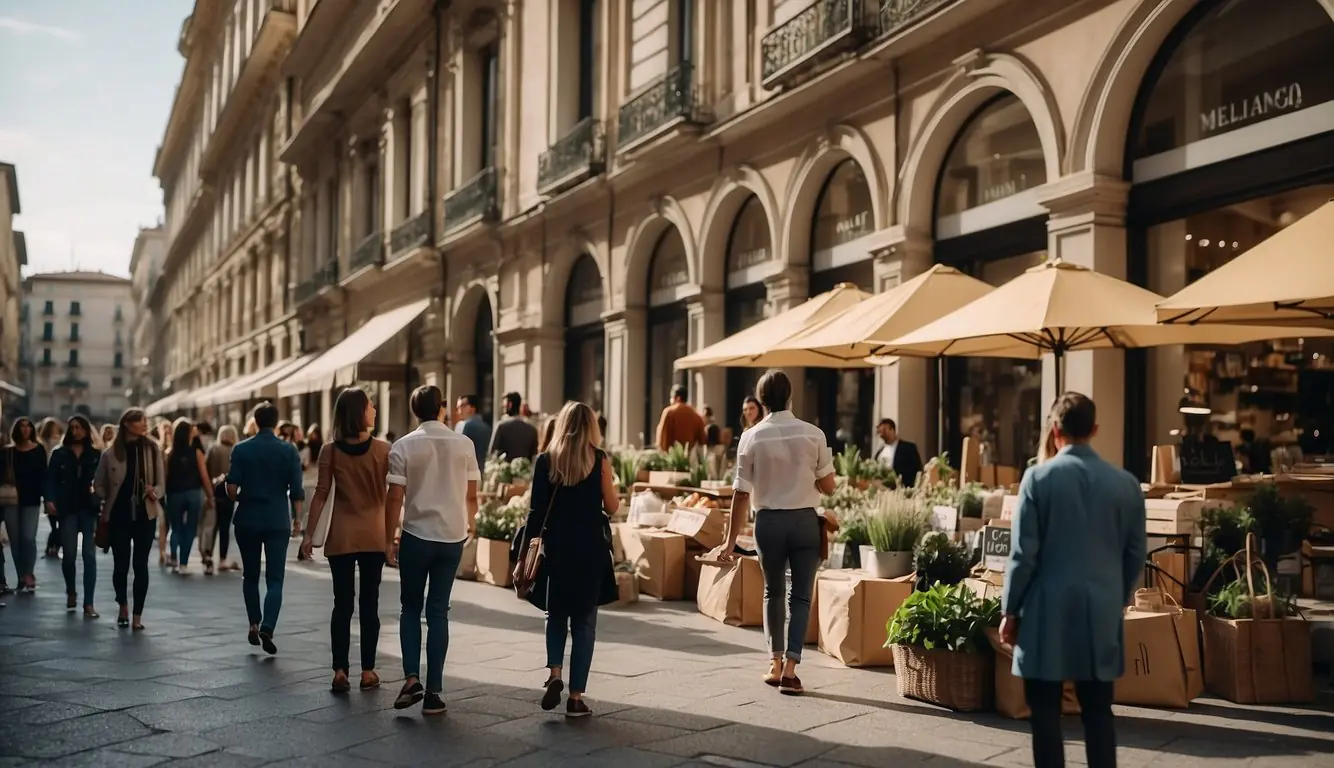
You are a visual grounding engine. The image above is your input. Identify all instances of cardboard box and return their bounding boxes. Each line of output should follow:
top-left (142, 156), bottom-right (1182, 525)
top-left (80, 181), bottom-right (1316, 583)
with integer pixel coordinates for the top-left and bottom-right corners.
top-left (475, 537), bottom-right (512, 588)
top-left (816, 570), bottom-right (914, 667)
top-left (980, 465), bottom-right (1020, 489)
top-left (963, 571), bottom-right (1004, 601)
top-left (1145, 498), bottom-right (1220, 536)
top-left (987, 629), bottom-right (1080, 719)
top-left (647, 471), bottom-right (692, 487)
top-left (667, 505), bottom-right (726, 550)
top-left (616, 527), bottom-right (687, 600)
top-left (610, 523), bottom-right (627, 563)
top-left (684, 542), bottom-right (707, 600)
top-left (696, 556), bottom-right (763, 627)
top-left (806, 581), bottom-right (821, 645)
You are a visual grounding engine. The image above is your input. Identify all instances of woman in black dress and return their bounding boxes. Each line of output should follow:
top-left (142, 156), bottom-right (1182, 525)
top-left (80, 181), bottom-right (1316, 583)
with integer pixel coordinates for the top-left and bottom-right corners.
top-left (521, 401), bottom-right (619, 717)
top-left (45, 416), bottom-right (101, 616)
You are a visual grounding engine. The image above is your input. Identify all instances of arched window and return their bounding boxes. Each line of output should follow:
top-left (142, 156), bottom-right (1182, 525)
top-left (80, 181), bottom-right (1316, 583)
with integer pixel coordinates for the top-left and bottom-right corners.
top-left (725, 195), bottom-right (772, 288)
top-left (725, 195), bottom-right (772, 431)
top-left (647, 227), bottom-right (690, 307)
top-left (646, 227), bottom-right (691, 436)
top-left (810, 159), bottom-right (873, 270)
top-left (936, 94), bottom-right (1047, 236)
top-left (564, 255), bottom-right (605, 413)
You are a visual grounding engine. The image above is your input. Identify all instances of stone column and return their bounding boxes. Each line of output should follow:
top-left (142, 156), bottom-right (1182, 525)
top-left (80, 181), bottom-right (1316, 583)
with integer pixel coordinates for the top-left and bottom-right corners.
top-left (529, 325), bottom-right (565, 417)
top-left (380, 104), bottom-right (398, 232)
top-left (686, 291), bottom-right (724, 411)
top-left (410, 87), bottom-right (429, 217)
top-left (347, 136), bottom-right (366, 242)
top-left (869, 226), bottom-right (934, 454)
top-left (603, 308), bottom-right (647, 447)
top-left (1147, 218), bottom-right (1189, 449)
top-left (1038, 173), bottom-right (1131, 466)
top-left (762, 268), bottom-right (810, 416)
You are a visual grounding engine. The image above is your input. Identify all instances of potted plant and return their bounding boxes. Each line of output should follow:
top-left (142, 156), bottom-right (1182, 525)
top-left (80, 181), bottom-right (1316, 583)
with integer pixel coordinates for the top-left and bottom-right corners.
top-left (861, 489), bottom-right (928, 579)
top-left (886, 582), bottom-right (1001, 711)
top-left (1190, 504), bottom-right (1254, 596)
top-left (474, 498), bottom-right (526, 587)
top-left (647, 443), bottom-right (692, 486)
top-left (912, 532), bottom-right (970, 591)
top-left (955, 484), bottom-right (985, 519)
top-left (1244, 483), bottom-right (1313, 573)
top-left (830, 509), bottom-right (870, 569)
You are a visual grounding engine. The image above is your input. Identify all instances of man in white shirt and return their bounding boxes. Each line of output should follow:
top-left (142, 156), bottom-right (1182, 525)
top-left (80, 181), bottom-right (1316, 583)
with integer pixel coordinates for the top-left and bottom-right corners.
top-left (385, 385), bottom-right (480, 716)
top-left (721, 371), bottom-right (836, 697)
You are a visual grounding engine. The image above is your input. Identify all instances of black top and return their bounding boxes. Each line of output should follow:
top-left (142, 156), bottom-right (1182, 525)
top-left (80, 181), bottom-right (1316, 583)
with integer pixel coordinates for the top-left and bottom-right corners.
top-left (111, 441), bottom-right (142, 524)
top-left (523, 449), bottom-right (617, 616)
top-left (45, 444), bottom-right (99, 516)
top-left (333, 439), bottom-right (371, 457)
top-left (492, 417), bottom-right (539, 462)
top-left (1, 444), bottom-right (48, 506)
top-left (166, 446), bottom-right (204, 494)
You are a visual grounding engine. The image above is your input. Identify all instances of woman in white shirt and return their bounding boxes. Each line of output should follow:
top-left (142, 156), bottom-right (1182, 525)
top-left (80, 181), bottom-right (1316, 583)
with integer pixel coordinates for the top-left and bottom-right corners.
top-left (720, 371), bottom-right (835, 697)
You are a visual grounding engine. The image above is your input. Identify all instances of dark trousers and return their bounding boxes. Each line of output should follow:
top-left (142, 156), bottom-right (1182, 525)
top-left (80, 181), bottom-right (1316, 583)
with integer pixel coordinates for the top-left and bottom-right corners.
top-left (546, 608), bottom-right (598, 693)
top-left (753, 508), bottom-right (822, 662)
top-left (59, 513), bottom-right (97, 604)
top-left (329, 551), bottom-right (386, 672)
top-left (216, 498), bottom-right (235, 560)
top-left (46, 514), bottom-right (61, 556)
top-left (1024, 679), bottom-right (1117, 768)
top-left (236, 527), bottom-right (289, 632)
top-left (111, 516), bottom-right (156, 614)
top-left (398, 534), bottom-right (464, 693)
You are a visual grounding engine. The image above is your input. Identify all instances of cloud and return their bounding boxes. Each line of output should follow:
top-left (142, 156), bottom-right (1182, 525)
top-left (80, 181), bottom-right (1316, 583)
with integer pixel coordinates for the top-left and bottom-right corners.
top-left (0, 16), bottom-right (80, 41)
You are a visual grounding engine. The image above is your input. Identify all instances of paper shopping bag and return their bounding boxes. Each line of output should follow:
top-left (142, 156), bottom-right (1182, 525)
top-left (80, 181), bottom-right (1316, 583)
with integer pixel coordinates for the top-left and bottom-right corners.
top-left (696, 556), bottom-right (763, 627)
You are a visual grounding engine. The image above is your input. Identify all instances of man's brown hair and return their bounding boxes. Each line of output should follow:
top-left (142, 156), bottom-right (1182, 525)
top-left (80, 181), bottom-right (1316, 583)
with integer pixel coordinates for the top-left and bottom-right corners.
top-left (756, 370), bottom-right (792, 413)
top-left (1051, 392), bottom-right (1097, 440)
top-left (410, 385), bottom-right (445, 422)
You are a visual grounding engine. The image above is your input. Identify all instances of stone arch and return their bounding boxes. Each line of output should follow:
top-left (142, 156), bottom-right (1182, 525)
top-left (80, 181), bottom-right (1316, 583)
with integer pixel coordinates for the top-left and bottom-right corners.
top-left (542, 233), bottom-right (608, 328)
top-left (896, 51), bottom-right (1065, 236)
top-left (448, 278), bottom-right (497, 357)
top-left (781, 124), bottom-right (888, 269)
top-left (1069, 0), bottom-right (1334, 176)
top-left (697, 165), bottom-right (782, 292)
top-left (623, 195), bottom-right (699, 308)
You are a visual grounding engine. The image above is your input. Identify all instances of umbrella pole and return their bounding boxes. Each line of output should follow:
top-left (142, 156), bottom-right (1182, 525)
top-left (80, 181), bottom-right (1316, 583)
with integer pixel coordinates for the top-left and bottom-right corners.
top-left (1054, 350), bottom-right (1065, 394)
top-left (936, 356), bottom-right (946, 458)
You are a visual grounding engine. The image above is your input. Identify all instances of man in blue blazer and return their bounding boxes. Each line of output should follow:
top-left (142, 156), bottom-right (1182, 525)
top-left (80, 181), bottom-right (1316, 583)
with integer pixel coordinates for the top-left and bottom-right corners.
top-left (1001, 392), bottom-right (1146, 768)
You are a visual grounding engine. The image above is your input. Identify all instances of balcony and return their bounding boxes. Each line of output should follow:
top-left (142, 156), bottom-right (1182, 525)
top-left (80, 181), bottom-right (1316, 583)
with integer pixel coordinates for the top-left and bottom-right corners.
top-left (761, 0), bottom-right (876, 90)
top-left (348, 231), bottom-right (384, 274)
top-left (442, 167), bottom-right (499, 235)
top-left (295, 260), bottom-right (340, 306)
top-left (539, 118), bottom-right (606, 196)
top-left (616, 63), bottom-right (711, 153)
top-left (390, 211), bottom-right (430, 258)
top-left (875, 0), bottom-right (958, 39)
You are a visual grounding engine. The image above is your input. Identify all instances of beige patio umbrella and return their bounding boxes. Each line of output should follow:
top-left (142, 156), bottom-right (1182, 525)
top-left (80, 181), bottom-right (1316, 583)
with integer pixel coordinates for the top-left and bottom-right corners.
top-left (673, 283), bottom-right (873, 369)
top-left (772, 264), bottom-right (996, 363)
top-left (1156, 199), bottom-right (1334, 327)
top-left (875, 259), bottom-right (1334, 389)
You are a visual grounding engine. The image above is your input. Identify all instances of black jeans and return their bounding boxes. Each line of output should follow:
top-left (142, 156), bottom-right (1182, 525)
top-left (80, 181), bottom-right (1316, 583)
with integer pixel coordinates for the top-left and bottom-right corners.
top-left (1024, 679), bottom-right (1116, 768)
top-left (329, 551), bottom-right (386, 672)
top-left (111, 516), bottom-right (157, 614)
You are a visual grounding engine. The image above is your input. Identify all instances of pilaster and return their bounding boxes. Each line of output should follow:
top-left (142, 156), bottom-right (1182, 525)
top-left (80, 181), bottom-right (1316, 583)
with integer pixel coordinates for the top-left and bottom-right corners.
top-left (603, 307), bottom-right (647, 447)
top-left (762, 268), bottom-right (810, 416)
top-left (410, 87), bottom-right (430, 217)
top-left (871, 226), bottom-right (934, 454)
top-left (687, 291), bottom-right (725, 413)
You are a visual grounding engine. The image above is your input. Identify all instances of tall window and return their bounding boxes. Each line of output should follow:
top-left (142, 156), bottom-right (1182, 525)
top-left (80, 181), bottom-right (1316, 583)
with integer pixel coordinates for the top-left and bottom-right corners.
top-left (68, 349), bottom-right (79, 367)
top-left (42, 348), bottom-right (51, 365)
top-left (326, 176), bottom-right (340, 265)
top-left (70, 300), bottom-right (81, 315)
top-left (114, 352), bottom-right (124, 369)
top-left (480, 42), bottom-right (500, 169)
top-left (42, 321), bottom-right (53, 341)
top-left (365, 160), bottom-right (380, 235)
top-left (577, 0), bottom-right (598, 119)
top-left (70, 322), bottom-right (79, 341)
top-left (675, 0), bottom-right (693, 65)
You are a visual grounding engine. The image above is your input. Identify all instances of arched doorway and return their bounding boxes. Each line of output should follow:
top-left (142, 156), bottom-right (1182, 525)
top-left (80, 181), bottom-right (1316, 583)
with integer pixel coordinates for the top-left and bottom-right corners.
top-left (474, 295), bottom-right (495, 426)
top-left (807, 159), bottom-right (875, 453)
top-left (934, 93), bottom-right (1049, 471)
top-left (724, 195), bottom-right (771, 431)
top-left (1126, 0), bottom-right (1334, 474)
top-left (645, 227), bottom-right (691, 442)
top-left (564, 254), bottom-right (605, 414)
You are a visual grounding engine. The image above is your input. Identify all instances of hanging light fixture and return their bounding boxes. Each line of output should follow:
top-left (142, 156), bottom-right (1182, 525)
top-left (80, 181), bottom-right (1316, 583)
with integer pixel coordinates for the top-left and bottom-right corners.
top-left (1178, 388), bottom-right (1211, 415)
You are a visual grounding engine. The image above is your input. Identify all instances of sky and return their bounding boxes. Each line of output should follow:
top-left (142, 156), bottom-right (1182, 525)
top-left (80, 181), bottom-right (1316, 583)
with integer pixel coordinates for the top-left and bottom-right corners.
top-left (0, 0), bottom-right (191, 278)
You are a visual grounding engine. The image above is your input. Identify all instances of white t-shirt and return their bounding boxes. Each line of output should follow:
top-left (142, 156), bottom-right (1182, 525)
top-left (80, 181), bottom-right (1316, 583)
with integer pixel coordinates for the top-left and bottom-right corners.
top-left (387, 420), bottom-right (481, 543)
top-left (733, 410), bottom-right (834, 511)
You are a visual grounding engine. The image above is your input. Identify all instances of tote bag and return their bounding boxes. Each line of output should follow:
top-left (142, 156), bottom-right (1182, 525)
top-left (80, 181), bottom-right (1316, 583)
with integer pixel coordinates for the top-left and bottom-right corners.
top-left (0, 447), bottom-right (18, 507)
top-left (310, 448), bottom-right (337, 547)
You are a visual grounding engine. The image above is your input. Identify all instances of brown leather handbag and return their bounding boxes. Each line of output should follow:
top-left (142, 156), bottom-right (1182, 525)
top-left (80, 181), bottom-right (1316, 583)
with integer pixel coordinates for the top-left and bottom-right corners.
top-left (513, 487), bottom-right (558, 600)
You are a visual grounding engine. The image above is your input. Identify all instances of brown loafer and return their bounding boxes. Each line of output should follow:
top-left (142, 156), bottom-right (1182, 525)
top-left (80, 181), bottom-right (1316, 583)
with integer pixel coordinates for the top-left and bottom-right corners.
top-left (763, 661), bottom-right (782, 687)
top-left (778, 675), bottom-right (804, 696)
top-left (360, 671), bottom-right (380, 690)
top-left (332, 671), bottom-right (351, 693)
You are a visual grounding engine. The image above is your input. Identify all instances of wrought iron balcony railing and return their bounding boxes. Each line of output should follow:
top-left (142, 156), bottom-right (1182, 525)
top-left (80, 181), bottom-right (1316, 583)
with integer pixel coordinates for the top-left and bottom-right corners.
top-left (349, 231), bottom-right (384, 274)
top-left (761, 0), bottom-right (870, 89)
top-left (538, 118), bottom-right (605, 195)
top-left (295, 259), bottom-right (340, 305)
top-left (616, 63), bottom-right (710, 151)
top-left (876, 0), bottom-right (955, 38)
top-left (442, 167), bottom-right (499, 234)
top-left (390, 210), bottom-right (430, 256)
top-left (294, 277), bottom-right (318, 305)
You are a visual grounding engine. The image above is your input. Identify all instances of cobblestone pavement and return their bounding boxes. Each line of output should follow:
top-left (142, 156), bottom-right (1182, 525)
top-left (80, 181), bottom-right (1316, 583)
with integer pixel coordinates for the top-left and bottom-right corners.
top-left (1, 548), bottom-right (1332, 767)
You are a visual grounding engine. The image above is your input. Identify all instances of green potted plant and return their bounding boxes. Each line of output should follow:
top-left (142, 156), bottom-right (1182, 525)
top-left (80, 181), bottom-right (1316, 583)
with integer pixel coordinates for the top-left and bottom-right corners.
top-left (1191, 504), bottom-right (1254, 595)
top-left (1244, 483), bottom-right (1314, 572)
top-left (955, 484), bottom-right (985, 519)
top-left (831, 509), bottom-right (870, 569)
top-left (912, 532), bottom-right (970, 591)
top-left (885, 582), bottom-right (1001, 711)
top-left (474, 498), bottom-right (526, 587)
top-left (862, 489), bottom-right (929, 579)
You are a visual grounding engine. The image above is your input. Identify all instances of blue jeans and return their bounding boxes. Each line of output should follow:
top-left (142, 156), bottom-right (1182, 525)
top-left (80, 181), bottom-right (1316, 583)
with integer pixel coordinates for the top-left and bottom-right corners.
top-left (754, 507), bottom-right (822, 663)
top-left (236, 527), bottom-right (289, 632)
top-left (3, 505), bottom-right (41, 582)
top-left (398, 533), bottom-right (464, 694)
top-left (167, 489), bottom-right (204, 566)
top-left (547, 608), bottom-right (598, 693)
top-left (60, 513), bottom-right (98, 604)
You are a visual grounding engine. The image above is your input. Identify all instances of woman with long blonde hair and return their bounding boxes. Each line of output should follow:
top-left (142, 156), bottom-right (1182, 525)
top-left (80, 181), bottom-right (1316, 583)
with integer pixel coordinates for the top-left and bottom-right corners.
top-left (520, 401), bottom-right (620, 717)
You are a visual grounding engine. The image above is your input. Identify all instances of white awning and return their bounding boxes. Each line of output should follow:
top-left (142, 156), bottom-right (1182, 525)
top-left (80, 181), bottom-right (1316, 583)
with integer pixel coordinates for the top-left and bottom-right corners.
top-left (241, 353), bottom-right (318, 402)
top-left (278, 298), bottom-right (430, 398)
top-left (177, 377), bottom-right (238, 411)
top-left (0, 379), bottom-right (25, 397)
top-left (145, 390), bottom-right (190, 417)
top-left (196, 354), bottom-right (314, 408)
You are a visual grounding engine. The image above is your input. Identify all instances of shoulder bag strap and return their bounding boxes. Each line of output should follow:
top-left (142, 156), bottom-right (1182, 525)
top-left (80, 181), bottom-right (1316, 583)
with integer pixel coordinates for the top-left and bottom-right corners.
top-left (536, 484), bottom-right (558, 539)
top-left (5, 446), bottom-right (14, 486)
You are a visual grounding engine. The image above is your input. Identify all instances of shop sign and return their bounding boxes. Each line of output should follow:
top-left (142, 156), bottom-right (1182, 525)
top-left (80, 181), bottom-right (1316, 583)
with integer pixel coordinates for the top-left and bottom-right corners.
top-left (834, 210), bottom-right (871, 243)
top-left (1178, 440), bottom-right (1238, 485)
top-left (1200, 83), bottom-right (1304, 136)
top-left (982, 524), bottom-right (1011, 572)
top-left (981, 173), bottom-right (1034, 205)
top-left (730, 246), bottom-right (770, 271)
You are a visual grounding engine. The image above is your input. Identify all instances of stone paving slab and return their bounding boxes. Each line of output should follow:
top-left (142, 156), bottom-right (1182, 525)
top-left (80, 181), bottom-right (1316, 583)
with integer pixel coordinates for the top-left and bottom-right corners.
top-left (1, 549), bottom-right (1332, 767)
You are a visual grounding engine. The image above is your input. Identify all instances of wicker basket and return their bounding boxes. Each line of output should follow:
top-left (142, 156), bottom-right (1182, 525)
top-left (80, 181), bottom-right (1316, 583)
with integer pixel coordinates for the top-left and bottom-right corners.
top-left (891, 643), bottom-right (994, 712)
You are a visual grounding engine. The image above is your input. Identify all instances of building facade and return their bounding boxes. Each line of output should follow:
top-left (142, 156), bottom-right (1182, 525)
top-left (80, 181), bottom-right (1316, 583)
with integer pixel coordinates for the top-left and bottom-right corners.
top-left (0, 162), bottom-right (26, 413)
top-left (148, 0), bottom-right (300, 424)
top-left (21, 272), bottom-right (134, 422)
top-left (129, 226), bottom-right (168, 405)
top-left (152, 0), bottom-right (1334, 476)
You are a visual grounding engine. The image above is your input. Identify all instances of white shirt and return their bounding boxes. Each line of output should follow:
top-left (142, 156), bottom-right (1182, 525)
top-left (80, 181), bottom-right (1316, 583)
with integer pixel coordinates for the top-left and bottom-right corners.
top-left (733, 410), bottom-right (834, 511)
top-left (878, 440), bottom-right (898, 468)
top-left (387, 420), bottom-right (481, 544)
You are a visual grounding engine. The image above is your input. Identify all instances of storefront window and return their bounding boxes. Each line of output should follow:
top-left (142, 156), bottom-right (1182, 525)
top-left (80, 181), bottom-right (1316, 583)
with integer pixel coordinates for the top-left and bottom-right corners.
top-left (725, 195), bottom-right (772, 288)
top-left (1133, 0), bottom-right (1334, 179)
top-left (725, 195), bottom-right (772, 429)
top-left (811, 159), bottom-right (873, 271)
top-left (474, 297), bottom-right (495, 425)
top-left (1145, 186), bottom-right (1334, 463)
top-left (646, 227), bottom-right (691, 442)
top-left (936, 94), bottom-right (1047, 219)
top-left (564, 255), bottom-right (604, 414)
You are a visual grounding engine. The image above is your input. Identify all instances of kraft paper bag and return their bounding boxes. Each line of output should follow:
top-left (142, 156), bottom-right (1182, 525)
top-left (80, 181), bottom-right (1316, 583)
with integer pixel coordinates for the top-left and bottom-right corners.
top-left (667, 506), bottom-right (726, 550)
top-left (618, 527), bottom-right (687, 600)
top-left (986, 629), bottom-right (1081, 720)
top-left (684, 543), bottom-right (707, 600)
top-left (475, 537), bottom-right (512, 588)
top-left (456, 536), bottom-right (478, 581)
top-left (1115, 607), bottom-right (1203, 708)
top-left (1202, 614), bottom-right (1315, 704)
top-left (806, 580), bottom-right (820, 645)
top-left (816, 570), bottom-right (913, 667)
top-left (696, 556), bottom-right (763, 627)
top-left (610, 523), bottom-right (627, 564)
top-left (611, 571), bottom-right (639, 606)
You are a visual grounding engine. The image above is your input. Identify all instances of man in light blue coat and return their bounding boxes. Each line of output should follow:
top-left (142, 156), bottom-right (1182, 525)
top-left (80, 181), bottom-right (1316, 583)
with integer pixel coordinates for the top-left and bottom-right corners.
top-left (1001, 392), bottom-right (1146, 768)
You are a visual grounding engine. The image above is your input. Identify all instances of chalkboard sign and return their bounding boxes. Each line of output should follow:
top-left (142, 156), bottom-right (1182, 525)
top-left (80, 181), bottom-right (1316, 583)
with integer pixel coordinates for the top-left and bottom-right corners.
top-left (1178, 440), bottom-right (1237, 485)
top-left (982, 525), bottom-right (1012, 571)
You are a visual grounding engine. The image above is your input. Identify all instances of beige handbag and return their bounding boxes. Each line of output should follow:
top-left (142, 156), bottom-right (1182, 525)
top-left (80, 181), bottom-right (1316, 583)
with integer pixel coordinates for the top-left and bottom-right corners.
top-left (0, 447), bottom-right (19, 507)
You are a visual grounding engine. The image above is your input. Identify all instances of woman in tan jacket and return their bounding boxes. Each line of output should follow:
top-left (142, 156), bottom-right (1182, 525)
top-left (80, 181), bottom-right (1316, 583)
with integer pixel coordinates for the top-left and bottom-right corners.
top-left (94, 408), bottom-right (166, 630)
top-left (301, 388), bottom-right (394, 692)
